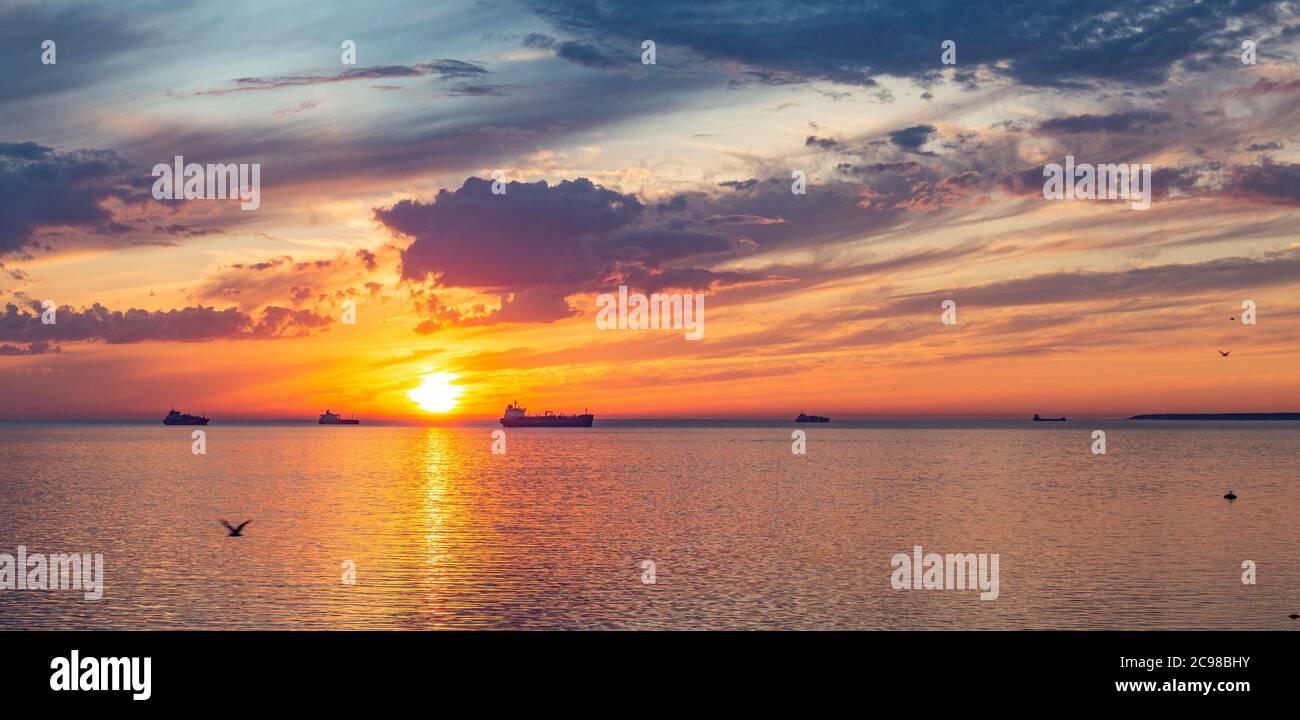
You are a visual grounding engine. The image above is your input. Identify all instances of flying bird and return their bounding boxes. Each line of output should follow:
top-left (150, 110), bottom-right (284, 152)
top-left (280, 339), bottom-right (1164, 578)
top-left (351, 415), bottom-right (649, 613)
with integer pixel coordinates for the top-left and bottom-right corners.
top-left (1218, 350), bottom-right (1231, 357)
top-left (221, 519), bottom-right (252, 536)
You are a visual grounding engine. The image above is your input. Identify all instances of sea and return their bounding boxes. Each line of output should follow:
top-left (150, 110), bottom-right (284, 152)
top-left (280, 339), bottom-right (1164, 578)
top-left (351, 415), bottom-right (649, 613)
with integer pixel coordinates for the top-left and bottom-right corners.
top-left (1, 419), bottom-right (1296, 629)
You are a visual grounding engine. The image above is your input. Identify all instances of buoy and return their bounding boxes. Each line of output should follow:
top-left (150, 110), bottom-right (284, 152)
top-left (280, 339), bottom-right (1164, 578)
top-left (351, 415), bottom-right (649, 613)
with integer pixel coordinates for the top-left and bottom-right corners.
top-left (1223, 490), bottom-right (1237, 500)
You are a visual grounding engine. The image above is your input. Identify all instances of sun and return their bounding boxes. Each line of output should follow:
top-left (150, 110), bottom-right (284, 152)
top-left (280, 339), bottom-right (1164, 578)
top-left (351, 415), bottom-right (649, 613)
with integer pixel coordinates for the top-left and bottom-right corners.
top-left (407, 372), bottom-right (465, 413)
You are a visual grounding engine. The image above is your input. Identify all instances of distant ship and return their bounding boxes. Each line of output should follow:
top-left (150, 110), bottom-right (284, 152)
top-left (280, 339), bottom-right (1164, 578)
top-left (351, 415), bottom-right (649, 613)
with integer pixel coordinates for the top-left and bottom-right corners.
top-left (319, 410), bottom-right (359, 425)
top-left (499, 402), bottom-right (593, 428)
top-left (163, 408), bottom-right (209, 425)
top-left (795, 412), bottom-right (830, 423)
top-left (1032, 414), bottom-right (1066, 422)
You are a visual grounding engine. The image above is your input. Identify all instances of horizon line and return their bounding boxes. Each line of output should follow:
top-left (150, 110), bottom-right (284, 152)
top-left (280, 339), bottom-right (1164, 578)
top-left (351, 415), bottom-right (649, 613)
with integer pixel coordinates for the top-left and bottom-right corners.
top-left (4, 411), bottom-right (1299, 424)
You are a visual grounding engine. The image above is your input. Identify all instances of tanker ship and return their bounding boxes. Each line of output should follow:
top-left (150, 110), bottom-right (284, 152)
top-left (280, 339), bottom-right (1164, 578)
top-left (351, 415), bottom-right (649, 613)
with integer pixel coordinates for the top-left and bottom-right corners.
top-left (499, 402), bottom-right (593, 428)
top-left (163, 408), bottom-right (209, 425)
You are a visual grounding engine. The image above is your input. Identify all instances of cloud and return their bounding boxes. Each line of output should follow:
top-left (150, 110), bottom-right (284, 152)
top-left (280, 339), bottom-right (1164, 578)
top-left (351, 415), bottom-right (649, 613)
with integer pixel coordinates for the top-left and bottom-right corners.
top-left (520, 32), bottom-right (629, 70)
top-left (446, 82), bottom-right (514, 96)
top-left (1218, 159), bottom-right (1300, 204)
top-left (525, 0), bottom-right (1287, 89)
top-left (0, 301), bottom-right (332, 344)
top-left (0, 3), bottom-right (147, 102)
top-left (375, 177), bottom-right (776, 328)
top-left (0, 142), bottom-right (146, 255)
top-left (888, 125), bottom-right (937, 154)
top-left (195, 251), bottom-right (383, 311)
top-left (0, 341), bottom-right (61, 356)
top-left (805, 135), bottom-right (840, 149)
top-left (1032, 111), bottom-right (1174, 135)
top-left (853, 249), bottom-right (1300, 319)
top-left (195, 60), bottom-right (488, 96)
top-left (274, 100), bottom-right (322, 116)
top-left (123, 67), bottom-right (718, 201)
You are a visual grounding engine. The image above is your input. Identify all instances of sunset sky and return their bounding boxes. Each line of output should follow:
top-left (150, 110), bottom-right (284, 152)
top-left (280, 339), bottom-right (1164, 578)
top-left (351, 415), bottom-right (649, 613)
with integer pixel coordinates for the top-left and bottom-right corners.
top-left (2, 0), bottom-right (1298, 420)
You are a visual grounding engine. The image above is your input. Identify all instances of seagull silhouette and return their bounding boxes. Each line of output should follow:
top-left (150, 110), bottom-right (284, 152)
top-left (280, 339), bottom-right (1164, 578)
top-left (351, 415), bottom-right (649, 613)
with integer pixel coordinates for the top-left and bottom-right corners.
top-left (1218, 350), bottom-right (1231, 357)
top-left (220, 519), bottom-right (252, 537)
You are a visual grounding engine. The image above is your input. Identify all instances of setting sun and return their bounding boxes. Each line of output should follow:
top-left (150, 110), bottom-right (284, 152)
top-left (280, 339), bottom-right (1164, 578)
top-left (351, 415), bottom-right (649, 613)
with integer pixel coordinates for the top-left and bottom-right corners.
top-left (407, 372), bottom-right (465, 413)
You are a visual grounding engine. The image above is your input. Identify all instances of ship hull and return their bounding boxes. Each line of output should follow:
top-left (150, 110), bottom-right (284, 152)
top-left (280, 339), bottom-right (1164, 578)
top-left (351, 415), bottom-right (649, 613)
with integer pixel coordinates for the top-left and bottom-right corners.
top-left (319, 419), bottom-right (360, 425)
top-left (163, 418), bottom-right (209, 425)
top-left (500, 415), bottom-right (593, 428)
top-left (795, 417), bottom-right (830, 423)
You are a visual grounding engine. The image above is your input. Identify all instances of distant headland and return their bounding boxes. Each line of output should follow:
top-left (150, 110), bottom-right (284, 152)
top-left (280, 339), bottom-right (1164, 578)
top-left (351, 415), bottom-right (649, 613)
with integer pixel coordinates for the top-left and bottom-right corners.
top-left (1128, 413), bottom-right (1300, 421)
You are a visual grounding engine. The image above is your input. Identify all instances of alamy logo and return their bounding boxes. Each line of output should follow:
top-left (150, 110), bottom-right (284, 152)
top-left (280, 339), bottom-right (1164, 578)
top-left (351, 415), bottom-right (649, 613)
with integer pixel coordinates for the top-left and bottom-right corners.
top-left (595, 285), bottom-right (704, 340)
top-left (890, 545), bottom-right (999, 600)
top-left (1042, 156), bottom-right (1152, 210)
top-left (0, 546), bottom-right (104, 600)
top-left (152, 155), bottom-right (261, 210)
top-left (50, 651), bottom-right (151, 701)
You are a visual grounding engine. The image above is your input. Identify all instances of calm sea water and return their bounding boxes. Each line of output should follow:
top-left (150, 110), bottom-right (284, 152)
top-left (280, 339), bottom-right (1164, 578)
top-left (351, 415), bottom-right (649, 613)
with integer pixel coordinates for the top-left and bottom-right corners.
top-left (1, 421), bottom-right (1297, 629)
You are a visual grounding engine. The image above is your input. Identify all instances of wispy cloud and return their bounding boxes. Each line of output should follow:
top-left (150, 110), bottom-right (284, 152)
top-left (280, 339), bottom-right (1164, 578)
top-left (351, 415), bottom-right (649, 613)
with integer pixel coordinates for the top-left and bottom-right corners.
top-left (195, 60), bottom-right (488, 96)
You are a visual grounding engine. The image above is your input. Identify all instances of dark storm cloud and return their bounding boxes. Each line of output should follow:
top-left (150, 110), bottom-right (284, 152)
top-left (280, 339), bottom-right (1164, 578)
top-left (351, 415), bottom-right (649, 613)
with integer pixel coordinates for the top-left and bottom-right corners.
top-left (525, 0), bottom-right (1285, 89)
top-left (195, 60), bottom-right (489, 96)
top-left (0, 142), bottom-right (146, 255)
top-left (0, 301), bottom-right (332, 344)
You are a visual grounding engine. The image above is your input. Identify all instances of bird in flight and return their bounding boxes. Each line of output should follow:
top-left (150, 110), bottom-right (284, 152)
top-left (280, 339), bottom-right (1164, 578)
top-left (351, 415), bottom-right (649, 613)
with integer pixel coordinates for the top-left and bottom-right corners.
top-left (1218, 350), bottom-right (1231, 357)
top-left (220, 519), bottom-right (252, 537)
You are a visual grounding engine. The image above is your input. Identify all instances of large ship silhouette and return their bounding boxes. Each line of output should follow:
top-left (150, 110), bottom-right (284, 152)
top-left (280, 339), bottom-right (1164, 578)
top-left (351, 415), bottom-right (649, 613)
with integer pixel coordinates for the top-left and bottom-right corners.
top-left (795, 412), bottom-right (830, 423)
top-left (319, 410), bottom-right (360, 425)
top-left (499, 402), bottom-right (593, 428)
top-left (163, 408), bottom-right (209, 425)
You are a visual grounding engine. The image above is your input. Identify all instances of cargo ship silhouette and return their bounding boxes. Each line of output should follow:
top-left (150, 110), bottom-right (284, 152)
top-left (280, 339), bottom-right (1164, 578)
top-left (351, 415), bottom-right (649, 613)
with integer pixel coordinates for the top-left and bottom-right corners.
top-left (1032, 414), bottom-right (1066, 422)
top-left (319, 410), bottom-right (360, 425)
top-left (163, 408), bottom-right (209, 425)
top-left (499, 402), bottom-right (593, 428)
top-left (795, 412), bottom-right (830, 423)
